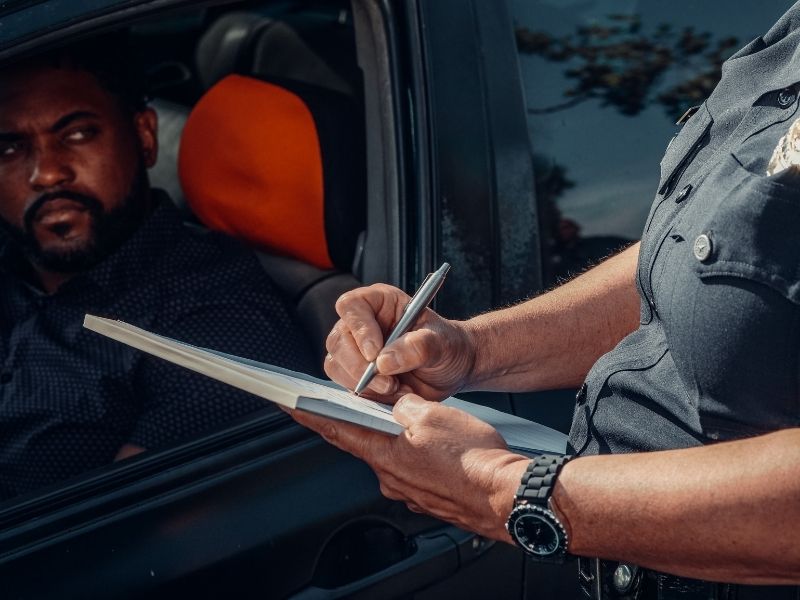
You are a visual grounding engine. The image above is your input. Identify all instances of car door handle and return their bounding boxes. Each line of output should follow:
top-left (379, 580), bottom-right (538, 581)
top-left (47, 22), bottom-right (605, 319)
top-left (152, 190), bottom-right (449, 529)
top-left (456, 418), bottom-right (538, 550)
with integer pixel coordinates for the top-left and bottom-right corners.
top-left (288, 526), bottom-right (493, 600)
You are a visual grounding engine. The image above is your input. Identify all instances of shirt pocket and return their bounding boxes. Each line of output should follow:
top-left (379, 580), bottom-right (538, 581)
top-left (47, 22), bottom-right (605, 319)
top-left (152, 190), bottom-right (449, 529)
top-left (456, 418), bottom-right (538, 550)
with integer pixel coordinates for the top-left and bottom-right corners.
top-left (692, 153), bottom-right (800, 302)
top-left (680, 154), bottom-right (800, 433)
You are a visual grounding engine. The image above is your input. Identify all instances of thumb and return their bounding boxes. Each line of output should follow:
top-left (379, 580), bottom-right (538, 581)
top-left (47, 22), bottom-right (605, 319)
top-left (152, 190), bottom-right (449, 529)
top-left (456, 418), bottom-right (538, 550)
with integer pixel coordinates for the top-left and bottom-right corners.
top-left (392, 393), bottom-right (432, 428)
top-left (376, 328), bottom-right (439, 375)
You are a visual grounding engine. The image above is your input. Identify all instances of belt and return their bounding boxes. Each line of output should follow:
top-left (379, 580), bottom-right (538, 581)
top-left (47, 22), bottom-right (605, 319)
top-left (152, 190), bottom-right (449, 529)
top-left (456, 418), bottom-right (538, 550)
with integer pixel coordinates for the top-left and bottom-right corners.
top-left (577, 558), bottom-right (799, 600)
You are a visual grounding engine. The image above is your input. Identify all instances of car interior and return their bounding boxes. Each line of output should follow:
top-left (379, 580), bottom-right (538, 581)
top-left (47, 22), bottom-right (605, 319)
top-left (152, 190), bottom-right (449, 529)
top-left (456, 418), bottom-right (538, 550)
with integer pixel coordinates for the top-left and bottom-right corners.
top-left (142, 0), bottom-right (366, 371)
top-left (0, 0), bottom-right (377, 506)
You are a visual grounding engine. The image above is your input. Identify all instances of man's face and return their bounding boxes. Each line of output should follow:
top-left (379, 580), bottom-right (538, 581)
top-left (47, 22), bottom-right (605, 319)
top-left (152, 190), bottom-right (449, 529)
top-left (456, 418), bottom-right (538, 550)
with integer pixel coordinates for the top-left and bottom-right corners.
top-left (0, 65), bottom-right (157, 272)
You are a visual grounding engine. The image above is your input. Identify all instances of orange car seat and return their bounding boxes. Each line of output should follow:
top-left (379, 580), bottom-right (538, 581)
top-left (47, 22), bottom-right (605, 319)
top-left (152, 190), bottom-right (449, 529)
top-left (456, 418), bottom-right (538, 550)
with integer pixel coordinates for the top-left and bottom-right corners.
top-left (179, 73), bottom-right (364, 271)
top-left (177, 74), bottom-right (365, 360)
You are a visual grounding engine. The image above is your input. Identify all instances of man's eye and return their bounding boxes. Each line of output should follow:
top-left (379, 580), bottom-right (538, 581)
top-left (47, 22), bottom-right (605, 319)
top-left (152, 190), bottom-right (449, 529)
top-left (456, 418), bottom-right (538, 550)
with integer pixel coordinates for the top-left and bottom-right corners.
top-left (65, 127), bottom-right (98, 142)
top-left (0, 142), bottom-right (23, 159)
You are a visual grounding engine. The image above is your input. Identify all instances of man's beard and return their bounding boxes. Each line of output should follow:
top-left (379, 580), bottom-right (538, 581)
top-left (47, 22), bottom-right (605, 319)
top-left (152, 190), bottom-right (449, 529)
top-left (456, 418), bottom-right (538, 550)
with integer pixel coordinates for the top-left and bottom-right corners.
top-left (4, 164), bottom-right (150, 274)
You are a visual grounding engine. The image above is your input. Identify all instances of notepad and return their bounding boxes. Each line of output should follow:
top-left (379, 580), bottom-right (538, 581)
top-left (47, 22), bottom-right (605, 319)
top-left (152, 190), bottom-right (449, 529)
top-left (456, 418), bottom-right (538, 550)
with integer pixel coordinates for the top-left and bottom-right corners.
top-left (84, 315), bottom-right (567, 454)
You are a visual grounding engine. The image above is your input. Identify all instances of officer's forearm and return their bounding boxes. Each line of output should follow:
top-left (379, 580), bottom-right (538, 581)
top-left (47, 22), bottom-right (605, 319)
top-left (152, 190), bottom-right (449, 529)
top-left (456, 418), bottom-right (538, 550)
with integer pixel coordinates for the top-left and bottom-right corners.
top-left (551, 428), bottom-right (800, 584)
top-left (463, 242), bottom-right (641, 392)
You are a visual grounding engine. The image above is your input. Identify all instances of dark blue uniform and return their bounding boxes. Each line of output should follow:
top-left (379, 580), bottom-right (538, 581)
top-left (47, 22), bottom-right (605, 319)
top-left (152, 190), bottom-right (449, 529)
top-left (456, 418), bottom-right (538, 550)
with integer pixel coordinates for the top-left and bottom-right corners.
top-left (570, 3), bottom-right (800, 457)
top-left (566, 4), bottom-right (800, 597)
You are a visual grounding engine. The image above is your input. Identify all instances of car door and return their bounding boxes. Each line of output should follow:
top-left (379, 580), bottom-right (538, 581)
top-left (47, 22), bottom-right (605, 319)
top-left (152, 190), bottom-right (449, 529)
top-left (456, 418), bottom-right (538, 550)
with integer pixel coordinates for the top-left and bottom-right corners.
top-left (0, 1), bottom-right (538, 598)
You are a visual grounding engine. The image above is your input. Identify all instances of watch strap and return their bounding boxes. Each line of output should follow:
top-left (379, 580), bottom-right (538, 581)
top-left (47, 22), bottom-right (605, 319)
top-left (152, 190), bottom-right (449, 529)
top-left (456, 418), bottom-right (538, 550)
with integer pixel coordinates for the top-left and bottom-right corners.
top-left (515, 453), bottom-right (573, 507)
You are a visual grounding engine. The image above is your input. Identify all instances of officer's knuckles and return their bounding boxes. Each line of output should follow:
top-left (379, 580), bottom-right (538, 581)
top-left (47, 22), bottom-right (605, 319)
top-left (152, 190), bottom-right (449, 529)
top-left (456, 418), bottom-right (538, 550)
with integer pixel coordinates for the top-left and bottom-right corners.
top-left (322, 356), bottom-right (354, 388)
top-left (378, 480), bottom-right (403, 501)
top-left (324, 322), bottom-right (344, 353)
top-left (393, 394), bottom-right (434, 426)
top-left (367, 374), bottom-right (398, 396)
top-left (394, 330), bottom-right (436, 370)
top-left (334, 289), bottom-right (367, 316)
top-left (413, 403), bottom-right (465, 431)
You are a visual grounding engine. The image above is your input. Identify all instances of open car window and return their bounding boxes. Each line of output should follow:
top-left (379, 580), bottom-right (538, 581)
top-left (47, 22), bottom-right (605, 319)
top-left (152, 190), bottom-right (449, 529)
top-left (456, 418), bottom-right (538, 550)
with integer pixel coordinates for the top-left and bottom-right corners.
top-left (0, 0), bottom-right (364, 508)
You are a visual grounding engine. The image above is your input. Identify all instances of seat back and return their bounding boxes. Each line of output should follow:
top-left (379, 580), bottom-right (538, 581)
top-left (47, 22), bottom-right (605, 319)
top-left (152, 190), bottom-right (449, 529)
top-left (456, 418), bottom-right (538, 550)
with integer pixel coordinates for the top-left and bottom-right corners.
top-left (177, 74), bottom-right (364, 362)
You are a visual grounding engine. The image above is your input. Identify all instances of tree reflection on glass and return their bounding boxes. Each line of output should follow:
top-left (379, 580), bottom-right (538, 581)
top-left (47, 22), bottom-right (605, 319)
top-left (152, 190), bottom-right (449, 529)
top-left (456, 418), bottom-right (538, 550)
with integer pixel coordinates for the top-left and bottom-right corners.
top-left (518, 14), bottom-right (742, 282)
top-left (517, 14), bottom-right (739, 120)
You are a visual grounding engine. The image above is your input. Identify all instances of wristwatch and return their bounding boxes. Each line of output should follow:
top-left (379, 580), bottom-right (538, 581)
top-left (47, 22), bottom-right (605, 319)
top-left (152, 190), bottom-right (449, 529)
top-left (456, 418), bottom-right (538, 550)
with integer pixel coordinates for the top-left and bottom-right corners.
top-left (506, 453), bottom-right (573, 562)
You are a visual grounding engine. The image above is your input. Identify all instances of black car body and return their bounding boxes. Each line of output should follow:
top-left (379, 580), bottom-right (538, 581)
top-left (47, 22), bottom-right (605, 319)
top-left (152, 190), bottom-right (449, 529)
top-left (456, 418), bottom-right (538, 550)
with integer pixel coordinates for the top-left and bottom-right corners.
top-left (0, 1), bottom-right (790, 598)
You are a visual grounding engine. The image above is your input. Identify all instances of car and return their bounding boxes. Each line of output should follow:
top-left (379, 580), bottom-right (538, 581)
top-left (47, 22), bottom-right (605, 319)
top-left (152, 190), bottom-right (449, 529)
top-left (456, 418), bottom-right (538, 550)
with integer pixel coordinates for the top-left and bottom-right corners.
top-left (0, 1), bottom-right (790, 598)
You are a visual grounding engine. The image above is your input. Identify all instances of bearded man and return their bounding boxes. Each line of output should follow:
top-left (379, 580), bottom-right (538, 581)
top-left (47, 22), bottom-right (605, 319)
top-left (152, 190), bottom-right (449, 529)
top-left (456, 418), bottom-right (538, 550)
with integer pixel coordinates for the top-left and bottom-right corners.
top-left (0, 41), bottom-right (314, 500)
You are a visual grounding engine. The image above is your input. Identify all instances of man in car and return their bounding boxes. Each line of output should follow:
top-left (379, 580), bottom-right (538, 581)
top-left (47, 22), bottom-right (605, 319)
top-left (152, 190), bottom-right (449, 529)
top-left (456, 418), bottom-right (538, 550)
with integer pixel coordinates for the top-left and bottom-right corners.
top-left (292, 3), bottom-right (800, 597)
top-left (0, 41), bottom-right (315, 500)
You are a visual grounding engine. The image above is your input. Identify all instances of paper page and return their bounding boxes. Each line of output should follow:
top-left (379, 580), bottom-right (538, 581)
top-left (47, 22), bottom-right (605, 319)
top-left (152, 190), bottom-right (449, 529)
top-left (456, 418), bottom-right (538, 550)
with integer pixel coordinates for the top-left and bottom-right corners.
top-left (84, 315), bottom-right (399, 427)
top-left (84, 315), bottom-right (567, 452)
top-left (157, 330), bottom-right (566, 451)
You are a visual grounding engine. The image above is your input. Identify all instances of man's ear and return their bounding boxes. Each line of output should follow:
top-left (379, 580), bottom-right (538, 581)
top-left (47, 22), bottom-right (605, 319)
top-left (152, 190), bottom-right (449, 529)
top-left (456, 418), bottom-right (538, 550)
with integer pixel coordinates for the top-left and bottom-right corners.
top-left (134, 108), bottom-right (158, 169)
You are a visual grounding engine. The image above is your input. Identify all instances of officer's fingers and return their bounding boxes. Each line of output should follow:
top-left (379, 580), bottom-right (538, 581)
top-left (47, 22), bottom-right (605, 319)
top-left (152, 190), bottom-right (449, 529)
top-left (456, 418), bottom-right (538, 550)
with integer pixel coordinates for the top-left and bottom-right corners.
top-left (378, 480), bottom-right (405, 502)
top-left (323, 348), bottom-right (398, 397)
top-left (376, 327), bottom-right (441, 376)
top-left (391, 394), bottom-right (435, 429)
top-left (322, 351), bottom-right (356, 390)
top-left (291, 409), bottom-right (393, 464)
top-left (324, 322), bottom-right (375, 385)
top-left (336, 285), bottom-right (411, 361)
top-left (393, 395), bottom-right (481, 437)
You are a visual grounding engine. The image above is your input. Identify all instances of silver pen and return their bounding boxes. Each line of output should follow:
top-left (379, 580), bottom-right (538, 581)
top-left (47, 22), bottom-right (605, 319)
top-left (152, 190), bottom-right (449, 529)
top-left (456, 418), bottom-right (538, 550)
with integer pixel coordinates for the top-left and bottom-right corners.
top-left (353, 262), bottom-right (451, 396)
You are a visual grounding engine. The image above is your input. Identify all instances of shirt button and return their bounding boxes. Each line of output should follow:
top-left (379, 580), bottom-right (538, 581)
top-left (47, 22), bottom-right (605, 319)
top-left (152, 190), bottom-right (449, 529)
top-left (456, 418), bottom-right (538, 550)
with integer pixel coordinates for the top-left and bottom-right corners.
top-left (693, 233), bottom-right (713, 262)
top-left (613, 564), bottom-right (635, 593)
top-left (675, 184), bottom-right (693, 203)
top-left (778, 88), bottom-right (796, 108)
top-left (575, 383), bottom-right (587, 405)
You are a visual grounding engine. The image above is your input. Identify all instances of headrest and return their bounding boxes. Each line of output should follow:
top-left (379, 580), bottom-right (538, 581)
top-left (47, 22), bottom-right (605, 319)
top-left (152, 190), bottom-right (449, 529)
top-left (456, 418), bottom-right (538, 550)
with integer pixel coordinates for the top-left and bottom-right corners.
top-left (178, 74), bottom-right (364, 270)
top-left (195, 11), bottom-right (352, 96)
top-left (194, 12), bottom-right (273, 90)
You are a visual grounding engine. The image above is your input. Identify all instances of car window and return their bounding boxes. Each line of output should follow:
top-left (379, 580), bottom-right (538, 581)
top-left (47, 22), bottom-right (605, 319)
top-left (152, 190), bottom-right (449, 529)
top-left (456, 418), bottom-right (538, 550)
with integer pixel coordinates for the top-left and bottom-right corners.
top-left (507, 0), bottom-right (790, 285)
top-left (0, 0), bottom-right (362, 507)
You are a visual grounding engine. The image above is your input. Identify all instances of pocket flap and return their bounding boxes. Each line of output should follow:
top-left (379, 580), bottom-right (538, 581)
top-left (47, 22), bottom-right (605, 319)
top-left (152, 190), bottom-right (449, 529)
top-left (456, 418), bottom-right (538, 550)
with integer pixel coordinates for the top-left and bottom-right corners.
top-left (692, 161), bottom-right (800, 303)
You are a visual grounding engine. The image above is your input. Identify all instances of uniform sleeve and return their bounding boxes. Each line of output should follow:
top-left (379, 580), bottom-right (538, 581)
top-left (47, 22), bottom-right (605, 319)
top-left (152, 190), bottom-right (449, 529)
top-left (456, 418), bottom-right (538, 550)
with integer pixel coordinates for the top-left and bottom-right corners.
top-left (126, 296), bottom-right (316, 450)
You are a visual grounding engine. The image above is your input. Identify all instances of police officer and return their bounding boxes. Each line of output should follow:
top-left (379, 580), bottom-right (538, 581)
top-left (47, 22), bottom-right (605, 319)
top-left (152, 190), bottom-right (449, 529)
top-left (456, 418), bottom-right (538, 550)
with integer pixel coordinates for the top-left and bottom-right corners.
top-left (290, 3), bottom-right (800, 598)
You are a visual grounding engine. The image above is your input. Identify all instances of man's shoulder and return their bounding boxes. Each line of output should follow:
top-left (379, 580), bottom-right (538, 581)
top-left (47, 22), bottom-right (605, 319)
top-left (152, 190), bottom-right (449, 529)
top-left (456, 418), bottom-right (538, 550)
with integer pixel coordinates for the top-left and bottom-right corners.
top-left (163, 220), bottom-right (280, 296)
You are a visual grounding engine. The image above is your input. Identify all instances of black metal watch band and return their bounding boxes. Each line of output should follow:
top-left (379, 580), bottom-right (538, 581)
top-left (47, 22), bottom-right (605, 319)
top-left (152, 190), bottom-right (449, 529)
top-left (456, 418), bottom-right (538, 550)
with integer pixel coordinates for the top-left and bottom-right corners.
top-left (515, 453), bottom-right (573, 507)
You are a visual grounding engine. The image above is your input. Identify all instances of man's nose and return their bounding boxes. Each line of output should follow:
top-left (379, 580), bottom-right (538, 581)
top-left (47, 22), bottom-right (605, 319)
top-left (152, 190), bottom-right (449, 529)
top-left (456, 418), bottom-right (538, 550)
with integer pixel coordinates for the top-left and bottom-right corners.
top-left (28, 145), bottom-right (75, 190)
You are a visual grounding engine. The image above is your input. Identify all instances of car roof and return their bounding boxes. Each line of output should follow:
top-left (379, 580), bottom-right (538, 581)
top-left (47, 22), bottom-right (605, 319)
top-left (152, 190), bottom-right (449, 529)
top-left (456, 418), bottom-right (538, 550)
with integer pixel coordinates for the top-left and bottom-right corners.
top-left (0, 0), bottom-right (207, 57)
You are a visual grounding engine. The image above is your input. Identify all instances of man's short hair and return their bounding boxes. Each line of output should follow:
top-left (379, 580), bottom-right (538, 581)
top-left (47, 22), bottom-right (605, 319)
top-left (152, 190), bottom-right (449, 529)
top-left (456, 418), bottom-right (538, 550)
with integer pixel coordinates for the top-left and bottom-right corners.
top-left (6, 34), bottom-right (148, 114)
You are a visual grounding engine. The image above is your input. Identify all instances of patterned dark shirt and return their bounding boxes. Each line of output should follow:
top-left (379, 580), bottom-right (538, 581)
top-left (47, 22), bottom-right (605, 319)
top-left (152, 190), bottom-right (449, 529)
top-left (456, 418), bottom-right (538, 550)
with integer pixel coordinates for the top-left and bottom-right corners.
top-left (0, 192), bottom-right (315, 500)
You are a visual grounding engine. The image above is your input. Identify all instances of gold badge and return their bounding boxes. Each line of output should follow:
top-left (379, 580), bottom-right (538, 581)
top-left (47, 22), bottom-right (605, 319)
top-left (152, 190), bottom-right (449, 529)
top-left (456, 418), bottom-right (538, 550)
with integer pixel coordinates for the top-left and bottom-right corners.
top-left (767, 118), bottom-right (800, 176)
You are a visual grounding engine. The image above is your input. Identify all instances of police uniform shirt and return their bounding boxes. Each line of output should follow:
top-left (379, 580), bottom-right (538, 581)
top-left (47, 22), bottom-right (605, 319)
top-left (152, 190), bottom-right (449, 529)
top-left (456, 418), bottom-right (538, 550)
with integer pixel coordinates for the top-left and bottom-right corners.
top-left (0, 192), bottom-right (315, 501)
top-left (569, 2), bottom-right (800, 456)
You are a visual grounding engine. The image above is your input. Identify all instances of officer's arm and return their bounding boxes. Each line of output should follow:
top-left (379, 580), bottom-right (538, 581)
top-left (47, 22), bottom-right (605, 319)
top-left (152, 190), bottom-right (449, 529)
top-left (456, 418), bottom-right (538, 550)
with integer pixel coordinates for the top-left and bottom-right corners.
top-left (462, 241), bottom-right (641, 392)
top-left (552, 427), bottom-right (800, 584)
top-left (292, 393), bottom-right (800, 585)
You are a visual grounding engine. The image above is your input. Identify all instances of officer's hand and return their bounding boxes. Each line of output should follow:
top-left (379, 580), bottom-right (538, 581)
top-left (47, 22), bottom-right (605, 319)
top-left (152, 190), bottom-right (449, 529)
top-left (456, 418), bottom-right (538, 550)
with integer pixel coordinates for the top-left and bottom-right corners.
top-left (325, 284), bottom-right (475, 401)
top-left (290, 394), bottom-right (530, 542)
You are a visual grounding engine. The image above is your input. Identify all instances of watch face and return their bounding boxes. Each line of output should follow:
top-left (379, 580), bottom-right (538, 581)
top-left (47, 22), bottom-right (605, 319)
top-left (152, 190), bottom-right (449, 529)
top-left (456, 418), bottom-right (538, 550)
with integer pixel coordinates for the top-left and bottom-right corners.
top-left (512, 510), bottom-right (561, 556)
